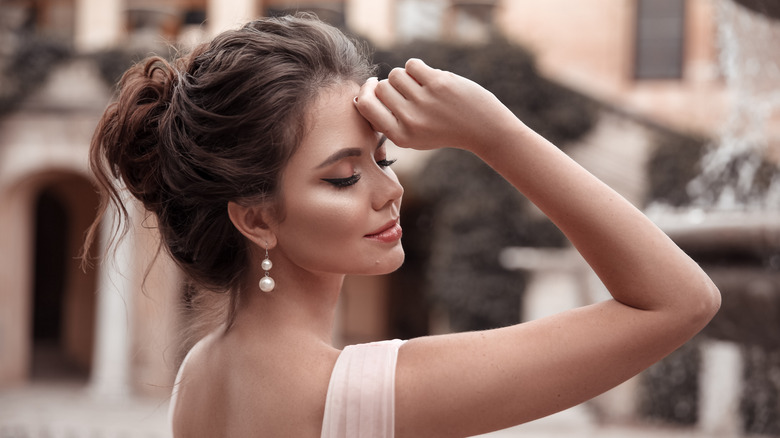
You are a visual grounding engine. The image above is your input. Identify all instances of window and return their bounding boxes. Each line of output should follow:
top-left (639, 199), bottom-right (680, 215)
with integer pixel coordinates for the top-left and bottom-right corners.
top-left (448, 0), bottom-right (497, 44)
top-left (396, 0), bottom-right (446, 42)
top-left (634, 0), bottom-right (686, 79)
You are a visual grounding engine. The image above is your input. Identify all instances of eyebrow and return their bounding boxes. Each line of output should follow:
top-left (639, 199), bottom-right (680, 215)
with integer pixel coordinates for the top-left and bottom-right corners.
top-left (316, 135), bottom-right (388, 169)
top-left (316, 148), bottom-right (362, 169)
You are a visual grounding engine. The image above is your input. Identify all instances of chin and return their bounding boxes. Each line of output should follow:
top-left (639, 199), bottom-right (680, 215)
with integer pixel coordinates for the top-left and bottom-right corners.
top-left (382, 255), bottom-right (406, 275)
top-left (364, 247), bottom-right (405, 276)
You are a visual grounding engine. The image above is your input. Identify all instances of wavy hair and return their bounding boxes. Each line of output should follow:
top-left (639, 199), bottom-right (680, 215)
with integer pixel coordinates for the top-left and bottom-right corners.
top-left (84, 14), bottom-right (374, 330)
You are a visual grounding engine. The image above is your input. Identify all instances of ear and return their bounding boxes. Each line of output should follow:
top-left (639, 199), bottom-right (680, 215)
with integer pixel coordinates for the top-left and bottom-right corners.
top-left (227, 201), bottom-right (277, 250)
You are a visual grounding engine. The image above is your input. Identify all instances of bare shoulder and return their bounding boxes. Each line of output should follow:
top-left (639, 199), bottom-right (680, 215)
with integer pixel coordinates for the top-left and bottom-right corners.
top-left (169, 331), bottom-right (230, 436)
top-left (170, 329), bottom-right (340, 437)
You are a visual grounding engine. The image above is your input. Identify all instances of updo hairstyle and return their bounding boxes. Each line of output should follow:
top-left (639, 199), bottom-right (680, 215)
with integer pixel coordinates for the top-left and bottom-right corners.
top-left (84, 14), bottom-right (374, 325)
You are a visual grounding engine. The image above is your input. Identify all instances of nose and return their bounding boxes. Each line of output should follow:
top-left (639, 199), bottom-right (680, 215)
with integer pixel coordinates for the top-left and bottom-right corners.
top-left (371, 167), bottom-right (404, 211)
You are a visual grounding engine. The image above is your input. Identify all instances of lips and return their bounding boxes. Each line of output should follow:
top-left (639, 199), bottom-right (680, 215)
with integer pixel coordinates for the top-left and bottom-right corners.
top-left (365, 219), bottom-right (402, 243)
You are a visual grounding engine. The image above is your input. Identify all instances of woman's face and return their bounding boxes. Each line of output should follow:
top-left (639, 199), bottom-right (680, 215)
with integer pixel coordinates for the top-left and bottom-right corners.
top-left (270, 82), bottom-right (405, 277)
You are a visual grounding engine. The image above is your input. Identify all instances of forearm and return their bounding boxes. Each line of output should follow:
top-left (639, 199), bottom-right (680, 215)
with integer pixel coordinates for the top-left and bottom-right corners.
top-left (471, 120), bottom-right (719, 317)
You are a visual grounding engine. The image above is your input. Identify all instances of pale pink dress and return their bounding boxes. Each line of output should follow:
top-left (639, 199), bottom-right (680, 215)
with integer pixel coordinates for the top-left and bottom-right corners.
top-left (320, 339), bottom-right (406, 438)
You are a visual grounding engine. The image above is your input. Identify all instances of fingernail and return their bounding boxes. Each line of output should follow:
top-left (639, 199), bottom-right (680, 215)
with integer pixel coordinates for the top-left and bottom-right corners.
top-left (367, 77), bottom-right (378, 82)
top-left (353, 96), bottom-right (359, 104)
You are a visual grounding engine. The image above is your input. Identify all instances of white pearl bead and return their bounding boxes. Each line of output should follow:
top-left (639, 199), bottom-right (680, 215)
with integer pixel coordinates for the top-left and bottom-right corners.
top-left (259, 276), bottom-right (275, 292)
top-left (261, 258), bottom-right (273, 271)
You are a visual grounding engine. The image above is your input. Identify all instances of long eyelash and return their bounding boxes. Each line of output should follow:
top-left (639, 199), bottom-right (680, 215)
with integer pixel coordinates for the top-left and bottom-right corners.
top-left (322, 173), bottom-right (361, 188)
top-left (321, 157), bottom-right (395, 189)
top-left (377, 158), bottom-right (397, 168)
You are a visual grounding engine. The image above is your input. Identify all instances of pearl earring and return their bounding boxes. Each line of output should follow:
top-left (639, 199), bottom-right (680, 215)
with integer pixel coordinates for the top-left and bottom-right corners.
top-left (259, 244), bottom-right (275, 292)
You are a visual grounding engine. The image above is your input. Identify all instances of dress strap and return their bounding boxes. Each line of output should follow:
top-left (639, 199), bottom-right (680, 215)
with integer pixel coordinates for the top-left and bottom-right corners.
top-left (321, 339), bottom-right (406, 438)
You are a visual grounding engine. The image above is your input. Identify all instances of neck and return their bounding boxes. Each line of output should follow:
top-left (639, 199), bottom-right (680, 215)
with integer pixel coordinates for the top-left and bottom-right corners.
top-left (232, 263), bottom-right (345, 346)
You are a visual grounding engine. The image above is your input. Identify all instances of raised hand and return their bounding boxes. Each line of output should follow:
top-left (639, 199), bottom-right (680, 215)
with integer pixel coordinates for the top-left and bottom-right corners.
top-left (354, 58), bottom-right (519, 153)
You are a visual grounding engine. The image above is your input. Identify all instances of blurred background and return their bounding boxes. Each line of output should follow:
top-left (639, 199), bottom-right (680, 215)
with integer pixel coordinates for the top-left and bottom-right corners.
top-left (0, 0), bottom-right (779, 436)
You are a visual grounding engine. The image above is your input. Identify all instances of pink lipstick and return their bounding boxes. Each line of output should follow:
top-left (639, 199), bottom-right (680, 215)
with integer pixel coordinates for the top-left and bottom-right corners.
top-left (365, 220), bottom-right (403, 243)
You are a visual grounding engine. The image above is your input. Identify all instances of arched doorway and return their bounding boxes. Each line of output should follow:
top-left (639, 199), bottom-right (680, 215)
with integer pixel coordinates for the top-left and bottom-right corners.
top-left (30, 188), bottom-right (75, 379)
top-left (29, 175), bottom-right (99, 382)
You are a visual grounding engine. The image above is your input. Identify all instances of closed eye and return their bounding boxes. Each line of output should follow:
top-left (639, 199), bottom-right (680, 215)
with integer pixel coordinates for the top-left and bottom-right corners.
top-left (322, 173), bottom-right (361, 188)
top-left (377, 158), bottom-right (397, 168)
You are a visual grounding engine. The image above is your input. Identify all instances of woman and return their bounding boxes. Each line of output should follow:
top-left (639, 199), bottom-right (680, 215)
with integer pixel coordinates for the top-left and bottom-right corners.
top-left (86, 14), bottom-right (720, 438)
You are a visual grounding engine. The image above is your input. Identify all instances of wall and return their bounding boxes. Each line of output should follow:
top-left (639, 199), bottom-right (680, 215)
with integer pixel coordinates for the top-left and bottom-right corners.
top-left (496, 0), bottom-right (726, 135)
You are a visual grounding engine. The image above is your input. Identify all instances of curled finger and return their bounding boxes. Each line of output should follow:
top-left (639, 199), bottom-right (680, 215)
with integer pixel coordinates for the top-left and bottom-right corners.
top-left (387, 67), bottom-right (421, 101)
top-left (354, 78), bottom-right (398, 135)
top-left (403, 58), bottom-right (437, 85)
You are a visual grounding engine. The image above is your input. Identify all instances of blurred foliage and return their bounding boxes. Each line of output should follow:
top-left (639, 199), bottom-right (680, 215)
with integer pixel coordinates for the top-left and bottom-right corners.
top-left (413, 148), bottom-right (565, 331)
top-left (646, 131), bottom-right (708, 207)
top-left (692, 149), bottom-right (780, 206)
top-left (374, 38), bottom-right (592, 331)
top-left (639, 341), bottom-right (701, 426)
top-left (93, 44), bottom-right (177, 90)
top-left (646, 129), bottom-right (780, 207)
top-left (92, 48), bottom-right (144, 90)
top-left (742, 345), bottom-right (780, 435)
top-left (0, 8), bottom-right (176, 116)
top-left (0, 32), bottom-right (71, 116)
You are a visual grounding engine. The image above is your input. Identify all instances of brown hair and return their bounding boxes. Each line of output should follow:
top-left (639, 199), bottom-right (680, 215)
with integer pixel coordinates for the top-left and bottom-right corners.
top-left (84, 14), bottom-right (374, 330)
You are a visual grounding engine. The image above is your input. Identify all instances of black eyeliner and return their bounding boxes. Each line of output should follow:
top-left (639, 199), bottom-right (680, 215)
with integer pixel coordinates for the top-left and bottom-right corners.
top-left (322, 173), bottom-right (361, 188)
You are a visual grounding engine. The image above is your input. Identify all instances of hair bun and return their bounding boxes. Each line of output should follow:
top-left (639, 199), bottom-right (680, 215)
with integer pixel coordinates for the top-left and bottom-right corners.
top-left (96, 56), bottom-right (178, 209)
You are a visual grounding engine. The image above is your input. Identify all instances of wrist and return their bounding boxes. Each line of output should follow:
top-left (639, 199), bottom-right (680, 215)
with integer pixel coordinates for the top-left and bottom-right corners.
top-left (466, 115), bottom-right (531, 159)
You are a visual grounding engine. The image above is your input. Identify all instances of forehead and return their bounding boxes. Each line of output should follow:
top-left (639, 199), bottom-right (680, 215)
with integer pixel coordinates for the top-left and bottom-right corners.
top-left (295, 82), bottom-right (370, 158)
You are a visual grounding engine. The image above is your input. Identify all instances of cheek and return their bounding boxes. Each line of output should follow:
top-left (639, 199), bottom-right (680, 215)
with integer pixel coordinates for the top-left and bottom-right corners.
top-left (278, 189), bottom-right (368, 265)
top-left (303, 192), bottom-right (365, 239)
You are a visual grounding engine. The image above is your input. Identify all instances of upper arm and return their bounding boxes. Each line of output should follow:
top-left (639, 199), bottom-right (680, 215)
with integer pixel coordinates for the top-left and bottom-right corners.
top-left (394, 299), bottom-right (700, 438)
